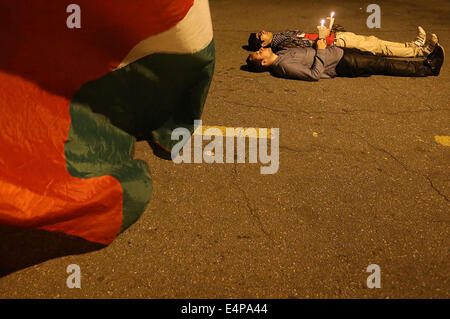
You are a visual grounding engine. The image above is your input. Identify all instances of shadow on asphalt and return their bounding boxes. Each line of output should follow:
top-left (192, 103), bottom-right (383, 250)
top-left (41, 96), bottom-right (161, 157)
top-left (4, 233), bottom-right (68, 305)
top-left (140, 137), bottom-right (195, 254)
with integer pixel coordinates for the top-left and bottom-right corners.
top-left (0, 225), bottom-right (104, 278)
top-left (146, 139), bottom-right (173, 161)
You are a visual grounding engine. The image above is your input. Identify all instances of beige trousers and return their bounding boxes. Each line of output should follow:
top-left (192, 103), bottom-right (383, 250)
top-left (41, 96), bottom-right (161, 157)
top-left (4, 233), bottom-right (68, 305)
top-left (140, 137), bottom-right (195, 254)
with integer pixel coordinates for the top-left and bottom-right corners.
top-left (335, 31), bottom-right (423, 57)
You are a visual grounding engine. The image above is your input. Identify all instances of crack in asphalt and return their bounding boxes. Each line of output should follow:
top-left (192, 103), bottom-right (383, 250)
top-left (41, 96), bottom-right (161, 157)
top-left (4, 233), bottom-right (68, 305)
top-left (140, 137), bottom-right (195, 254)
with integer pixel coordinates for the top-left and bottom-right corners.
top-left (220, 98), bottom-right (450, 116)
top-left (221, 98), bottom-right (449, 204)
top-left (279, 145), bottom-right (347, 156)
top-left (338, 129), bottom-right (450, 204)
top-left (277, 130), bottom-right (449, 204)
top-left (424, 176), bottom-right (450, 205)
top-left (222, 98), bottom-right (309, 114)
top-left (347, 132), bottom-right (410, 171)
top-left (371, 78), bottom-right (424, 106)
top-left (232, 164), bottom-right (275, 243)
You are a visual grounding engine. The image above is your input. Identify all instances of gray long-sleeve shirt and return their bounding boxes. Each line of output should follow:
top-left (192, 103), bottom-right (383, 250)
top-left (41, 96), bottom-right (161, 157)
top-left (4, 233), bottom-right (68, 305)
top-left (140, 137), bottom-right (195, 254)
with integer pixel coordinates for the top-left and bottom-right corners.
top-left (270, 46), bottom-right (344, 81)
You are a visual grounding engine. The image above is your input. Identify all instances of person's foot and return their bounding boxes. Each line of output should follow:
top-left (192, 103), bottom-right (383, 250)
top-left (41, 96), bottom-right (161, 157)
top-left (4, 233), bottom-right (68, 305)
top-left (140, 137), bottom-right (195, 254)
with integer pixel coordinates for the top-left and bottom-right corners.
top-left (414, 26), bottom-right (427, 47)
top-left (425, 44), bottom-right (444, 76)
top-left (422, 33), bottom-right (439, 56)
top-left (406, 26), bottom-right (426, 47)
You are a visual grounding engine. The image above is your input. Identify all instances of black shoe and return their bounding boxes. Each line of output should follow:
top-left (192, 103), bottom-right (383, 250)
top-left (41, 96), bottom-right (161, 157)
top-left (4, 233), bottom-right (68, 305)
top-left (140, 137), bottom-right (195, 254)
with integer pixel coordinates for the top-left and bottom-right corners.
top-left (422, 33), bottom-right (438, 56)
top-left (426, 44), bottom-right (444, 76)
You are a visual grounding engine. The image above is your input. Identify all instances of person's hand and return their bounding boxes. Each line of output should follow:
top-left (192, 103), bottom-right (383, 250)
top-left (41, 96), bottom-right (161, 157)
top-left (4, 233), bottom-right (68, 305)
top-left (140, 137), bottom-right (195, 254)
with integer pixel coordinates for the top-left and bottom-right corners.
top-left (316, 39), bottom-right (327, 50)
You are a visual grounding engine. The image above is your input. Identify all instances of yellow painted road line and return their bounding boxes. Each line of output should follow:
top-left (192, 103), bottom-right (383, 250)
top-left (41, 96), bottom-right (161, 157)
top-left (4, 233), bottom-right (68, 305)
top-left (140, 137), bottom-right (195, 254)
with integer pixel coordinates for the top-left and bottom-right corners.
top-left (434, 136), bottom-right (450, 146)
top-left (193, 125), bottom-right (273, 139)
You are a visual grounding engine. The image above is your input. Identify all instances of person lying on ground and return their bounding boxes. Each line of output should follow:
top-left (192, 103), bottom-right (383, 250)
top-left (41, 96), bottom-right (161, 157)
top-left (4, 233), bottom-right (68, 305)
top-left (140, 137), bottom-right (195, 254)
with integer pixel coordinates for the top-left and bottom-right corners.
top-left (248, 26), bottom-right (438, 58)
top-left (245, 39), bottom-right (444, 81)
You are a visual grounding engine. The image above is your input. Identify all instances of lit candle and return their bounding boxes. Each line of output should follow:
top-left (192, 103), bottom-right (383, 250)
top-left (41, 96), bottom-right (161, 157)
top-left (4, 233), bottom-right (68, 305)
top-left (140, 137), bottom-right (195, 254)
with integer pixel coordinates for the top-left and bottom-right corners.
top-left (329, 12), bottom-right (335, 30)
top-left (318, 19), bottom-right (326, 39)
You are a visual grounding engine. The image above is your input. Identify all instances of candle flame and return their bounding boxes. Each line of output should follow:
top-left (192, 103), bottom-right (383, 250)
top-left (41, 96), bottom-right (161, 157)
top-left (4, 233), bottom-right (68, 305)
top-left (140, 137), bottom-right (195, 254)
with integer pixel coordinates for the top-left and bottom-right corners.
top-left (321, 19), bottom-right (325, 27)
top-left (331, 12), bottom-right (335, 18)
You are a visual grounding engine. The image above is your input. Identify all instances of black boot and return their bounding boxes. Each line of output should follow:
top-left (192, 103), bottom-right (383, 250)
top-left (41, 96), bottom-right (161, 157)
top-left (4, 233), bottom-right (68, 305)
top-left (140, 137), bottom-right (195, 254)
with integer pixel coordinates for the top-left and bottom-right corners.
top-left (425, 44), bottom-right (445, 76)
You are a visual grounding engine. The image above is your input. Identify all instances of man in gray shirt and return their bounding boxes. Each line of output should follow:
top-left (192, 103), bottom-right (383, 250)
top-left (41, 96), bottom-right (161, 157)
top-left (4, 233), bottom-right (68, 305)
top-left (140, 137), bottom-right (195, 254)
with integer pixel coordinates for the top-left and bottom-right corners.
top-left (246, 39), bottom-right (444, 81)
top-left (270, 45), bottom-right (344, 81)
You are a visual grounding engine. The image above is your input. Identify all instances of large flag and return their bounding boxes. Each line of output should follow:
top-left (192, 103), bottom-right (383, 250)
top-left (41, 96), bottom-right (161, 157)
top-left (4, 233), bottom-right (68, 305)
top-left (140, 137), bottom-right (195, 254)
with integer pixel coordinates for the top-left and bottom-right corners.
top-left (0, 0), bottom-right (215, 244)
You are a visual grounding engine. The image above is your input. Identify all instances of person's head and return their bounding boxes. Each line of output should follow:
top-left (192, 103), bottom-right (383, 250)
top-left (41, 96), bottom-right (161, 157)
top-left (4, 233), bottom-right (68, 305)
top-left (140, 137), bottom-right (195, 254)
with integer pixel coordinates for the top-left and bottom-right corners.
top-left (248, 30), bottom-right (274, 51)
top-left (246, 47), bottom-right (276, 72)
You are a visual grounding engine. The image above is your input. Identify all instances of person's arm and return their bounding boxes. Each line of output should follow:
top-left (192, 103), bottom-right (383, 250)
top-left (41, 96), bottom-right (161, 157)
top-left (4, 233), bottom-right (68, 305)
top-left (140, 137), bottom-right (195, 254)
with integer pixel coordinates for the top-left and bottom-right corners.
top-left (277, 40), bottom-right (327, 81)
top-left (304, 32), bottom-right (335, 46)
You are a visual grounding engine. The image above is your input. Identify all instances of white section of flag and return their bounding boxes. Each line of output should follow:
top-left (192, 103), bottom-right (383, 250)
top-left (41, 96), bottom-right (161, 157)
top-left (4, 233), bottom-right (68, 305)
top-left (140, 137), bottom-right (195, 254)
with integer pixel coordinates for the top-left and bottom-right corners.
top-left (118, 0), bottom-right (213, 68)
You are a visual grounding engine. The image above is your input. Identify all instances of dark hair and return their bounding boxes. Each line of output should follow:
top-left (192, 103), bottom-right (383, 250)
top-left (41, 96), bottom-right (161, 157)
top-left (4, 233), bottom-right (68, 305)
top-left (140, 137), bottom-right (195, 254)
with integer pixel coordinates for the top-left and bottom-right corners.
top-left (245, 54), bottom-right (267, 73)
top-left (248, 33), bottom-right (262, 51)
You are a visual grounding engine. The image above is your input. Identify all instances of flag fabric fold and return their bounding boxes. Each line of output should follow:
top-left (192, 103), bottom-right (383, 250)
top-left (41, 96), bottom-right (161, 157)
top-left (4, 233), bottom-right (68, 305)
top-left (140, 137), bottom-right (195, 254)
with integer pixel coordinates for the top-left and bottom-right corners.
top-left (0, 0), bottom-right (215, 244)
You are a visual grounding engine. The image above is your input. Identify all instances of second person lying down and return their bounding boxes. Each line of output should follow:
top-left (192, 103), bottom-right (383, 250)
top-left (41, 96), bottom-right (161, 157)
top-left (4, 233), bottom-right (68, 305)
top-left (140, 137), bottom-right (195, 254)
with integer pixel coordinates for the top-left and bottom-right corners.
top-left (248, 26), bottom-right (438, 58)
top-left (245, 39), bottom-right (444, 81)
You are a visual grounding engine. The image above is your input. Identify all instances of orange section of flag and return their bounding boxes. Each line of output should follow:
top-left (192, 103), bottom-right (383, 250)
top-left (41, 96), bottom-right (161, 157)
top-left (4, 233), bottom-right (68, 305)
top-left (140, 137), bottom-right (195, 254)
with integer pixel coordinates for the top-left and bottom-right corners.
top-left (0, 0), bottom-right (194, 244)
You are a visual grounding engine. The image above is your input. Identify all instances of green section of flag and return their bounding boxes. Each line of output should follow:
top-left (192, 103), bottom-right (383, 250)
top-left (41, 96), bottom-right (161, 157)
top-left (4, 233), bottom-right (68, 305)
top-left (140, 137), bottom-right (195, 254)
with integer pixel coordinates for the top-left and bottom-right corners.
top-left (64, 40), bottom-right (215, 233)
